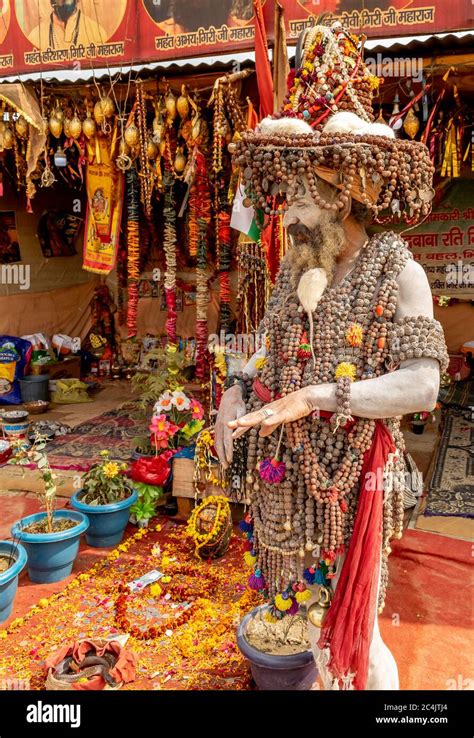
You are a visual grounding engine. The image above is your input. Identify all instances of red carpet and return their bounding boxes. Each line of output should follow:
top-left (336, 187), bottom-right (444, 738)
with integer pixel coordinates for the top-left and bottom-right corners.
top-left (381, 529), bottom-right (473, 690)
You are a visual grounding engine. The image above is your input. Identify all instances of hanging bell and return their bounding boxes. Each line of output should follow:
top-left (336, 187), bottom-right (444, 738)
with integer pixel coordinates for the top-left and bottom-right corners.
top-left (49, 114), bottom-right (63, 138)
top-left (165, 89), bottom-right (177, 120)
top-left (306, 586), bottom-right (332, 628)
top-left (124, 123), bottom-right (139, 148)
top-left (82, 112), bottom-right (96, 139)
top-left (403, 107), bottom-right (420, 140)
top-left (15, 115), bottom-right (28, 138)
top-left (174, 146), bottom-right (186, 173)
top-left (69, 114), bottom-right (82, 140)
top-left (177, 85), bottom-right (189, 120)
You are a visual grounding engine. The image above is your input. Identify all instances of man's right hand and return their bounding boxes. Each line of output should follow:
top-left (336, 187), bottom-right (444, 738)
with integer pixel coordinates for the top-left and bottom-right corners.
top-left (215, 384), bottom-right (247, 469)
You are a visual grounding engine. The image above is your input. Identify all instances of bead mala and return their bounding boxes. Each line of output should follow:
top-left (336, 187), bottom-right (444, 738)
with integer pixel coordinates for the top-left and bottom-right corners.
top-left (242, 232), bottom-right (416, 611)
top-left (233, 129), bottom-right (435, 224)
top-left (125, 166), bottom-right (140, 337)
top-left (163, 167), bottom-right (178, 345)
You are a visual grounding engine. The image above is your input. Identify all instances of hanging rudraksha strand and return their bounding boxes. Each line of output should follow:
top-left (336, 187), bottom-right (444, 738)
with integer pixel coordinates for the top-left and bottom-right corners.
top-left (125, 166), bottom-right (140, 338)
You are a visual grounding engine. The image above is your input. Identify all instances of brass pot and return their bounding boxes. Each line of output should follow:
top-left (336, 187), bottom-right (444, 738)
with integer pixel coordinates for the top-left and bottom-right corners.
top-left (306, 586), bottom-right (332, 629)
top-left (63, 117), bottom-right (72, 138)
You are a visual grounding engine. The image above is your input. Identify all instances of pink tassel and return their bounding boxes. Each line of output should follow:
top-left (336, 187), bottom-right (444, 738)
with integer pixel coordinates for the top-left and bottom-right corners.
top-left (288, 598), bottom-right (300, 616)
top-left (259, 457), bottom-right (286, 484)
top-left (248, 569), bottom-right (266, 591)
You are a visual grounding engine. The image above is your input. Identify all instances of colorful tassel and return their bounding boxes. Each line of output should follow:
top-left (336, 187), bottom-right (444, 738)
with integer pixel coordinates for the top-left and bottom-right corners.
top-left (244, 550), bottom-right (257, 567)
top-left (248, 568), bottom-right (266, 591)
top-left (287, 598), bottom-right (300, 615)
top-left (259, 457), bottom-right (286, 484)
top-left (297, 331), bottom-right (312, 361)
top-left (295, 588), bottom-right (312, 604)
top-left (274, 592), bottom-right (292, 612)
top-left (239, 516), bottom-right (253, 534)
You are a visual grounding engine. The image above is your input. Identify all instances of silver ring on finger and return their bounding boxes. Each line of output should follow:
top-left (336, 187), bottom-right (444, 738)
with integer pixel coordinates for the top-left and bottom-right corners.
top-left (260, 408), bottom-right (275, 420)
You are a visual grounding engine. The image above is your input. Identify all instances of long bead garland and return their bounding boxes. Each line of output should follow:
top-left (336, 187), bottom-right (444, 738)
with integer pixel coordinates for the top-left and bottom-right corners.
top-left (125, 166), bottom-right (140, 337)
top-left (243, 232), bottom-right (411, 611)
top-left (163, 167), bottom-right (178, 345)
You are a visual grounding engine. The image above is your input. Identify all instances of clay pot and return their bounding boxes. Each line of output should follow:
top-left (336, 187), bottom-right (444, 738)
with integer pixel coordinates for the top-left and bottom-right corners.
top-left (94, 96), bottom-right (114, 125)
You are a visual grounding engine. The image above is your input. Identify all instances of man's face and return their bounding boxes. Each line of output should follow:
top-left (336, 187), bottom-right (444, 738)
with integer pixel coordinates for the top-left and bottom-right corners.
top-left (51, 0), bottom-right (77, 22)
top-left (282, 174), bottom-right (324, 235)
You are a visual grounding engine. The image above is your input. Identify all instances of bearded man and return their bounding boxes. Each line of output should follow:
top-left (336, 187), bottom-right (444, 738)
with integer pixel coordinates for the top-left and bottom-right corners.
top-left (215, 24), bottom-right (449, 690)
top-left (29, 0), bottom-right (107, 50)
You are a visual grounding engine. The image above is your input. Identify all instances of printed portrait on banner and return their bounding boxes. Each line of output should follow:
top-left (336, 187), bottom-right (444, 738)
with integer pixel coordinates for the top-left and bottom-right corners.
top-left (0, 0), bottom-right (11, 46)
top-left (14, 0), bottom-right (126, 51)
top-left (142, 0), bottom-right (255, 34)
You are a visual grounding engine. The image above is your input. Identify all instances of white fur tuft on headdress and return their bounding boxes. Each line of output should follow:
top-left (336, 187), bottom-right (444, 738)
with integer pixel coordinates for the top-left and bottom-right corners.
top-left (322, 111), bottom-right (395, 139)
top-left (257, 116), bottom-right (314, 137)
top-left (297, 268), bottom-right (328, 366)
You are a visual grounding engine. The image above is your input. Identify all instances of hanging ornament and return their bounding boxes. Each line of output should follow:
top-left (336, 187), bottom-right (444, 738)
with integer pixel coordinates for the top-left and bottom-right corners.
top-left (174, 145), bottom-right (186, 174)
top-left (49, 114), bottom-right (63, 138)
top-left (124, 123), bottom-right (139, 148)
top-left (63, 116), bottom-right (72, 138)
top-left (165, 88), bottom-right (177, 122)
top-left (69, 114), bottom-right (82, 140)
top-left (403, 108), bottom-right (420, 140)
top-left (389, 94), bottom-right (402, 131)
top-left (177, 85), bottom-right (190, 120)
top-left (82, 112), bottom-right (96, 139)
top-left (0, 126), bottom-right (13, 150)
top-left (146, 138), bottom-right (158, 160)
top-left (15, 116), bottom-right (28, 138)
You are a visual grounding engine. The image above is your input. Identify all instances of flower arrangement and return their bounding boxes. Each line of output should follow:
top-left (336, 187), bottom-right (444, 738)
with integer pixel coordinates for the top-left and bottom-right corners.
top-left (412, 411), bottom-right (436, 424)
top-left (81, 450), bottom-right (133, 506)
top-left (131, 343), bottom-right (191, 411)
top-left (150, 387), bottom-right (205, 452)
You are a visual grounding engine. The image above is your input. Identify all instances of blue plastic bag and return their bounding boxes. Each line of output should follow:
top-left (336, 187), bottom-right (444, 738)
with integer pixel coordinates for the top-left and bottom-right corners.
top-left (0, 336), bottom-right (32, 405)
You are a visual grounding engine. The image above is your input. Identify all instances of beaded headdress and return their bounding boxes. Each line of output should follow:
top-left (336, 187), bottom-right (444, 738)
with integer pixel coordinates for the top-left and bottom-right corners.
top-left (233, 23), bottom-right (435, 224)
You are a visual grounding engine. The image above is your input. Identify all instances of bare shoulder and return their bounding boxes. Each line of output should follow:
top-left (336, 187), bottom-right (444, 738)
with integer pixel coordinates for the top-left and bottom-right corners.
top-left (395, 258), bottom-right (434, 320)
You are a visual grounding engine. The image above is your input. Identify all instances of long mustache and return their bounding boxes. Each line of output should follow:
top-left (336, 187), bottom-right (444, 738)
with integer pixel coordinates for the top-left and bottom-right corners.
top-left (286, 223), bottom-right (315, 245)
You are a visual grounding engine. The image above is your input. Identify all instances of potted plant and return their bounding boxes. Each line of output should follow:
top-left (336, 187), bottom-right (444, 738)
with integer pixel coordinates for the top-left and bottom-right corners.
top-left (71, 451), bottom-right (137, 547)
top-left (236, 604), bottom-right (317, 691)
top-left (9, 435), bottom-right (89, 584)
top-left (129, 482), bottom-right (165, 527)
top-left (0, 538), bottom-right (28, 623)
top-left (411, 410), bottom-right (436, 435)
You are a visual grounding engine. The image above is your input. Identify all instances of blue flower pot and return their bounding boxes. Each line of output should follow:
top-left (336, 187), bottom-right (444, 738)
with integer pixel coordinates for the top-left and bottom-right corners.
top-left (11, 510), bottom-right (89, 584)
top-left (71, 489), bottom-right (138, 548)
top-left (0, 541), bottom-right (28, 623)
top-left (237, 604), bottom-right (317, 690)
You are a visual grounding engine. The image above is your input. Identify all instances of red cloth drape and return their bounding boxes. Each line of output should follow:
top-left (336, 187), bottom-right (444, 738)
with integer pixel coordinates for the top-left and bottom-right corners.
top-left (253, 0), bottom-right (273, 118)
top-left (318, 419), bottom-right (396, 689)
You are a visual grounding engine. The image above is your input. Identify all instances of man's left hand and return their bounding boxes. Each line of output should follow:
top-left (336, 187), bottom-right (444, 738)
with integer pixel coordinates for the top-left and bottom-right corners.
top-left (227, 387), bottom-right (316, 438)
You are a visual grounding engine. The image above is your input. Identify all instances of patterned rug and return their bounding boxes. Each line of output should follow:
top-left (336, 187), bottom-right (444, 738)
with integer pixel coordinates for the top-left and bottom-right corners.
top-left (438, 379), bottom-right (474, 409)
top-left (0, 520), bottom-right (259, 690)
top-left (425, 409), bottom-right (474, 518)
top-left (44, 402), bottom-right (149, 471)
